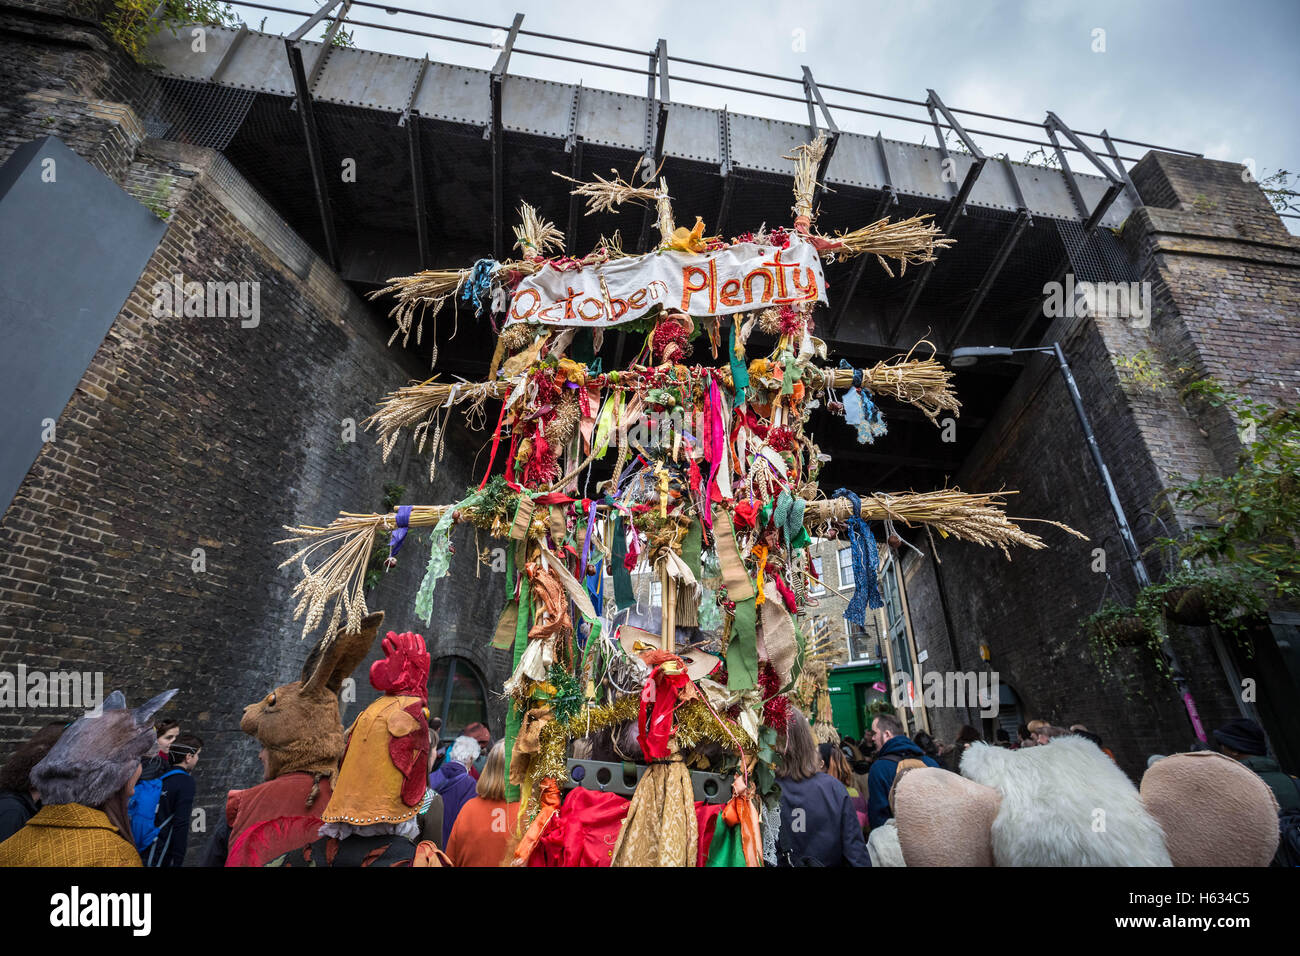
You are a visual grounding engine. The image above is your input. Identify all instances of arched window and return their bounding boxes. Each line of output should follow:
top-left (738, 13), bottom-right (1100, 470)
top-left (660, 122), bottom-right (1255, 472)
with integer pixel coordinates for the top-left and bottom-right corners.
top-left (428, 656), bottom-right (488, 735)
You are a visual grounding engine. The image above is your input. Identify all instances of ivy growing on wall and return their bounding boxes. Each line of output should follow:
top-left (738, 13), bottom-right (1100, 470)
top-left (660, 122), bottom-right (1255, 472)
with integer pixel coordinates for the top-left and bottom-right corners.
top-left (101, 1), bottom-right (240, 64)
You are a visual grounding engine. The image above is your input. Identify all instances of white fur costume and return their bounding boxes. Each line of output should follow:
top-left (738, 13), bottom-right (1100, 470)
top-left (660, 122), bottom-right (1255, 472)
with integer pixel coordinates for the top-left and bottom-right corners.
top-left (958, 737), bottom-right (1172, 867)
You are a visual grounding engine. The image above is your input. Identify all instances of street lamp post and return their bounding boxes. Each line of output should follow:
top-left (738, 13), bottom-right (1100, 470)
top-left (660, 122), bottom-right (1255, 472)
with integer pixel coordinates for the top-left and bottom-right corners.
top-left (951, 343), bottom-right (1206, 741)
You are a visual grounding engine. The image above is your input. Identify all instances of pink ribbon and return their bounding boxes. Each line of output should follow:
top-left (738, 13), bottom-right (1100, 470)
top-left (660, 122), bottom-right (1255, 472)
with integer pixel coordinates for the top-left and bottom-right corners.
top-left (702, 379), bottom-right (725, 530)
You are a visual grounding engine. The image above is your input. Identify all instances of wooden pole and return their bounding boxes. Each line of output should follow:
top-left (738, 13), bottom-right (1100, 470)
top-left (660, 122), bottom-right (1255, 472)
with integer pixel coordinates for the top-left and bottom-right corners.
top-left (660, 564), bottom-right (676, 652)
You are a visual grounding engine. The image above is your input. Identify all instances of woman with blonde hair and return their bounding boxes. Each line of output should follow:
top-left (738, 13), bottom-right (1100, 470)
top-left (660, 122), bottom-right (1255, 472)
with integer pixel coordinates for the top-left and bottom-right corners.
top-left (445, 741), bottom-right (519, 866)
top-left (819, 742), bottom-right (868, 831)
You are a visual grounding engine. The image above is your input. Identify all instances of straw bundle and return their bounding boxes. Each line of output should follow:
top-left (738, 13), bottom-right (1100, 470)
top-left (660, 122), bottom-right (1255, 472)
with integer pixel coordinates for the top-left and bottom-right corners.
top-left (654, 177), bottom-right (675, 243)
top-left (787, 132), bottom-right (828, 225)
top-left (554, 168), bottom-right (659, 217)
top-left (513, 203), bottom-right (565, 258)
top-left (362, 379), bottom-right (509, 462)
top-left (357, 340), bottom-right (959, 456)
top-left (368, 268), bottom-right (471, 350)
top-left (823, 214), bottom-right (955, 276)
top-left (803, 488), bottom-right (1088, 559)
top-left (280, 488), bottom-right (1083, 636)
top-left (825, 341), bottom-right (961, 423)
top-left (278, 506), bottom-right (452, 637)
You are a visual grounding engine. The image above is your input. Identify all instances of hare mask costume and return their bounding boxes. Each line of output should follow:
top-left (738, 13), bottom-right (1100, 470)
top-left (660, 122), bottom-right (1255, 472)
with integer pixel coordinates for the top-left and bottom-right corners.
top-left (223, 611), bottom-right (383, 866)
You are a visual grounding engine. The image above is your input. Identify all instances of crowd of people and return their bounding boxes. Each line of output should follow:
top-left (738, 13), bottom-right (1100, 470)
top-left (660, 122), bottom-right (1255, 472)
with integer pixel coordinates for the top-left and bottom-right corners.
top-left (772, 711), bottom-right (1298, 867)
top-left (0, 687), bottom-right (1295, 866)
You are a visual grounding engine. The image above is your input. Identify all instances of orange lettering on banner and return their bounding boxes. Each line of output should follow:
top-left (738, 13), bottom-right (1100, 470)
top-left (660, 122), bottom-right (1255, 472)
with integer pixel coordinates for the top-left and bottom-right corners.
top-left (743, 269), bottom-right (772, 304)
top-left (511, 287), bottom-right (541, 321)
top-left (789, 266), bottom-right (818, 303)
top-left (681, 266), bottom-right (709, 312)
top-left (719, 278), bottom-right (742, 307)
top-left (515, 244), bottom-right (819, 325)
top-left (764, 249), bottom-right (790, 300)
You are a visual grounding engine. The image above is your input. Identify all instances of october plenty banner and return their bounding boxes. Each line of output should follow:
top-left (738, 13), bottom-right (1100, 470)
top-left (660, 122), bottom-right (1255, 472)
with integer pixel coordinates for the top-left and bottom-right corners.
top-left (505, 237), bottom-right (829, 328)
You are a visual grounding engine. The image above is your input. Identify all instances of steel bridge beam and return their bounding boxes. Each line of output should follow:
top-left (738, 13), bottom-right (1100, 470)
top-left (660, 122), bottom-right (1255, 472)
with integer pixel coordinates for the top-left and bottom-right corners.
top-left (637, 39), bottom-right (670, 252)
top-left (1101, 129), bottom-right (1142, 207)
top-left (826, 136), bottom-right (897, 340)
top-left (284, 34), bottom-right (339, 269)
top-left (308, 0), bottom-right (351, 88)
top-left (489, 13), bottom-right (524, 261)
top-left (887, 90), bottom-right (986, 345)
top-left (947, 157), bottom-right (1033, 350)
top-left (801, 65), bottom-right (839, 211)
top-left (399, 54), bottom-right (431, 267)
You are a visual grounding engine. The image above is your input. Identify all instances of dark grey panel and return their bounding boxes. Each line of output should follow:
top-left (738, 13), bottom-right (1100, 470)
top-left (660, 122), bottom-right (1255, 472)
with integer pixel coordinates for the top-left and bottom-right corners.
top-left (0, 137), bottom-right (167, 517)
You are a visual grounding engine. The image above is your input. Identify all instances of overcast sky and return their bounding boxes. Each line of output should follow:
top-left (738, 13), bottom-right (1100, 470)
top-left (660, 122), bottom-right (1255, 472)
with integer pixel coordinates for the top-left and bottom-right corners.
top-left (238, 1), bottom-right (1298, 209)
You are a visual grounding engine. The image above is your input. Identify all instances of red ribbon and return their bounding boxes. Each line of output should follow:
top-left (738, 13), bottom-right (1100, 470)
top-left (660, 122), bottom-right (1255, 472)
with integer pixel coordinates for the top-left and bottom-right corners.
top-left (733, 501), bottom-right (759, 529)
top-left (478, 399), bottom-right (512, 490)
top-left (768, 567), bottom-right (799, 613)
top-left (513, 777), bottom-right (562, 866)
top-left (637, 658), bottom-right (689, 760)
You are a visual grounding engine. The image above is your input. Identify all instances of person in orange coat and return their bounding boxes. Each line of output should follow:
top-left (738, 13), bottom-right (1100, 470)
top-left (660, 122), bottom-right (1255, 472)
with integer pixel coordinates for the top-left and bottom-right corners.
top-left (445, 741), bottom-right (519, 866)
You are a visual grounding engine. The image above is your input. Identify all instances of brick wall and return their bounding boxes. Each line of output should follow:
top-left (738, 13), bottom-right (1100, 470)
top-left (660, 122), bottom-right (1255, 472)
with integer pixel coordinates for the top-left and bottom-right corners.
top-left (0, 54), bottom-right (507, 863)
top-left (896, 152), bottom-right (1300, 777)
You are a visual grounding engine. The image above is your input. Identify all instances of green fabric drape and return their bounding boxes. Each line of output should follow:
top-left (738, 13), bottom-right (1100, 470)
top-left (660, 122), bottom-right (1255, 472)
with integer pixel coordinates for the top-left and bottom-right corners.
top-left (705, 813), bottom-right (748, 867)
top-left (612, 514), bottom-right (635, 611)
top-left (726, 597), bottom-right (758, 691)
top-left (502, 573), bottom-right (531, 803)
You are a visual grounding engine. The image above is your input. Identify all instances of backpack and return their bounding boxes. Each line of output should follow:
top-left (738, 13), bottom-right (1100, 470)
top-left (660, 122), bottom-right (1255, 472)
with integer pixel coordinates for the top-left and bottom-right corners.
top-left (770, 813), bottom-right (825, 868)
top-left (1274, 777), bottom-right (1300, 868)
top-left (127, 769), bottom-right (185, 861)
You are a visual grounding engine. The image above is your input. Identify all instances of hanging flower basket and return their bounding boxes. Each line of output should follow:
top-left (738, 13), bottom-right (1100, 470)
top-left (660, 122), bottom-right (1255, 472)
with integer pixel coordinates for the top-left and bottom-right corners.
top-left (1106, 614), bottom-right (1152, 647)
top-left (1142, 567), bottom-right (1270, 635)
top-left (1161, 585), bottom-right (1211, 626)
top-left (1084, 602), bottom-right (1152, 648)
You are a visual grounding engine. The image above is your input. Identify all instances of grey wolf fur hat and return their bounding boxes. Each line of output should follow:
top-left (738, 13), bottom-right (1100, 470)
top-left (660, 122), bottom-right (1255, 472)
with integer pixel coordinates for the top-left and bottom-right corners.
top-left (31, 689), bottom-right (177, 807)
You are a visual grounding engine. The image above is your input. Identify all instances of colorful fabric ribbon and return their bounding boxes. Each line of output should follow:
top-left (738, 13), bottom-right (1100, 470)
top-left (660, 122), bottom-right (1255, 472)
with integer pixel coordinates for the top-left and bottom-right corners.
top-left (413, 503), bottom-right (458, 625)
top-left (772, 490), bottom-right (810, 549)
top-left (702, 378), bottom-right (726, 528)
top-left (637, 654), bottom-right (690, 761)
top-left (387, 505), bottom-right (413, 557)
top-left (611, 515), bottom-right (635, 611)
top-left (729, 320), bottom-right (750, 402)
top-left (512, 777), bottom-right (562, 866)
top-left (751, 543), bottom-right (769, 607)
top-left (503, 572), bottom-right (532, 803)
top-left (461, 257), bottom-right (496, 318)
top-left (834, 488), bottom-right (884, 625)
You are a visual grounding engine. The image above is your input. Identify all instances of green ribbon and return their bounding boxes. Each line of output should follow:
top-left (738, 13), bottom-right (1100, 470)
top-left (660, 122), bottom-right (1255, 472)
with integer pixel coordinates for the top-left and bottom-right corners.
top-left (503, 573), bottom-right (531, 804)
top-left (780, 350), bottom-right (798, 396)
top-left (611, 514), bottom-right (635, 611)
top-left (681, 518), bottom-right (702, 581)
top-left (492, 543), bottom-right (520, 649)
top-left (728, 320), bottom-right (749, 405)
top-left (705, 812), bottom-right (748, 867)
top-left (726, 597), bottom-right (758, 692)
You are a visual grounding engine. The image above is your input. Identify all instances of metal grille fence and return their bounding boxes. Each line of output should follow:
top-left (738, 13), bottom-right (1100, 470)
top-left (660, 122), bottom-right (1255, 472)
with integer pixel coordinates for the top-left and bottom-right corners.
top-left (140, 76), bottom-right (257, 150)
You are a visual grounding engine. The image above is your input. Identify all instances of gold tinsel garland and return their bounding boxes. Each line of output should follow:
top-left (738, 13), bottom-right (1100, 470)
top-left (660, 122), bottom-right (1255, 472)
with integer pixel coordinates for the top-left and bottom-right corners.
top-left (524, 695), bottom-right (756, 797)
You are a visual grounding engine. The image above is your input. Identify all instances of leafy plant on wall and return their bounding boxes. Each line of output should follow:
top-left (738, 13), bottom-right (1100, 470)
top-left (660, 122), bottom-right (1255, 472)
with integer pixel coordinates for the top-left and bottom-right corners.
top-left (1081, 376), bottom-right (1295, 683)
top-left (364, 482), bottom-right (407, 592)
top-left (101, 0), bottom-right (240, 64)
